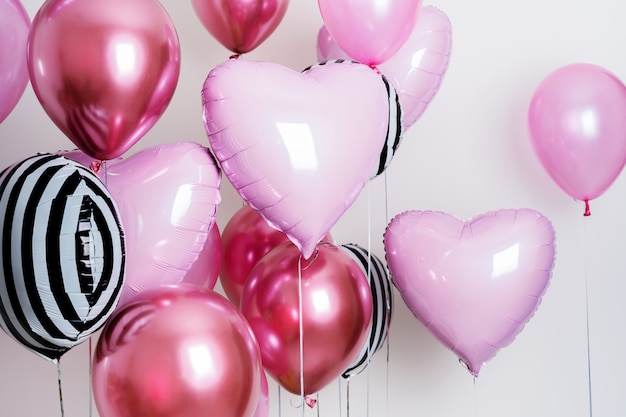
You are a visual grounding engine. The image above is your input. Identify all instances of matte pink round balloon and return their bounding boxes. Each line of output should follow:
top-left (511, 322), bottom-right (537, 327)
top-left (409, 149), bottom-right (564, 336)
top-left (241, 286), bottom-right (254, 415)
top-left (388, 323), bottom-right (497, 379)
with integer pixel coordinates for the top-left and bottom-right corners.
top-left (28, 0), bottom-right (181, 160)
top-left (317, 0), bottom-right (423, 65)
top-left (93, 284), bottom-right (262, 417)
top-left (0, 0), bottom-right (30, 123)
top-left (191, 0), bottom-right (289, 54)
top-left (528, 63), bottom-right (626, 215)
top-left (240, 241), bottom-right (372, 395)
top-left (384, 209), bottom-right (555, 377)
top-left (317, 5), bottom-right (452, 130)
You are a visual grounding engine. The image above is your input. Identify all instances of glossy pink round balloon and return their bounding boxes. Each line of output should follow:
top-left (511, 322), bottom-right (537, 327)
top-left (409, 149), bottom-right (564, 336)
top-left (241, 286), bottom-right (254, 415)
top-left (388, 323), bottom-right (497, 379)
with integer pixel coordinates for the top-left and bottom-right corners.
top-left (317, 5), bottom-right (452, 130)
top-left (240, 241), bottom-right (372, 395)
top-left (28, 0), bottom-right (180, 160)
top-left (191, 0), bottom-right (289, 54)
top-left (202, 58), bottom-right (392, 259)
top-left (183, 223), bottom-right (221, 291)
top-left (317, 0), bottom-right (422, 65)
top-left (62, 142), bottom-right (222, 308)
top-left (253, 371), bottom-right (269, 417)
top-left (384, 209), bottom-right (555, 377)
top-left (93, 284), bottom-right (262, 417)
top-left (528, 63), bottom-right (626, 214)
top-left (220, 204), bottom-right (332, 307)
top-left (0, 0), bottom-right (29, 124)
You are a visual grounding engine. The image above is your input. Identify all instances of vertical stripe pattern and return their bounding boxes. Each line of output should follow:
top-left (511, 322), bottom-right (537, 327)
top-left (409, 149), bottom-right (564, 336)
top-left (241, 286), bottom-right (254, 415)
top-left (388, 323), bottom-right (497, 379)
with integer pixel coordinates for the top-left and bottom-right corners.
top-left (0, 154), bottom-right (125, 362)
top-left (340, 243), bottom-right (393, 378)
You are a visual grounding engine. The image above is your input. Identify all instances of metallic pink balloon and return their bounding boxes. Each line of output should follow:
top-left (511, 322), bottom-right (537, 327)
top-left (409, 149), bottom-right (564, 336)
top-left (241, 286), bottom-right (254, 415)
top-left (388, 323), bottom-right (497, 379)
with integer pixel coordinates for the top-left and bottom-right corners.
top-left (317, 0), bottom-right (422, 65)
top-left (317, 5), bottom-right (452, 130)
top-left (240, 241), bottom-right (372, 395)
top-left (528, 63), bottom-right (626, 215)
top-left (191, 0), bottom-right (289, 54)
top-left (253, 371), bottom-right (269, 417)
top-left (93, 284), bottom-right (262, 417)
top-left (182, 223), bottom-right (221, 291)
top-left (0, 0), bottom-right (30, 123)
top-left (384, 209), bottom-right (555, 377)
top-left (28, 0), bottom-right (181, 160)
top-left (202, 59), bottom-right (391, 259)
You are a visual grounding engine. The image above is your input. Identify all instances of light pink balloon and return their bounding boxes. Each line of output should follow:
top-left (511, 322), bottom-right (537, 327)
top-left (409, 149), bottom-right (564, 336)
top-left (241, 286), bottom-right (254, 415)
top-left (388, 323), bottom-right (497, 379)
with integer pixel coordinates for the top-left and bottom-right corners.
top-left (384, 209), bottom-right (555, 377)
top-left (0, 0), bottom-right (30, 123)
top-left (202, 59), bottom-right (393, 259)
top-left (62, 142), bottom-right (222, 308)
top-left (317, 0), bottom-right (423, 66)
top-left (317, 5), bottom-right (452, 130)
top-left (28, 0), bottom-right (180, 160)
top-left (182, 223), bottom-right (221, 291)
top-left (528, 63), bottom-right (626, 215)
top-left (93, 284), bottom-right (262, 417)
top-left (191, 0), bottom-right (289, 54)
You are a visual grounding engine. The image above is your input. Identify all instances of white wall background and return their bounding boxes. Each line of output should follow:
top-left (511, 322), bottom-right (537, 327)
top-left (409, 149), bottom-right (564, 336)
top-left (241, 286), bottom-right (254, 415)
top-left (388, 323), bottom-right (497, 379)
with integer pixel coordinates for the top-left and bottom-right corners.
top-left (1, 0), bottom-right (625, 416)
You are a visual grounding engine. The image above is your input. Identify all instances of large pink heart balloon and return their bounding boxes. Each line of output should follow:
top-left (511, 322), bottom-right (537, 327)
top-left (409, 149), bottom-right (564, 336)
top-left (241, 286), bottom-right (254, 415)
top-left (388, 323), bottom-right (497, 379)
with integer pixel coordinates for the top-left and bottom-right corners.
top-left (202, 58), bottom-right (397, 259)
top-left (62, 142), bottom-right (221, 308)
top-left (28, 0), bottom-right (181, 160)
top-left (317, 5), bottom-right (452, 130)
top-left (528, 63), bottom-right (626, 216)
top-left (191, 0), bottom-right (289, 54)
top-left (384, 209), bottom-right (556, 377)
top-left (0, 0), bottom-right (30, 124)
top-left (318, 0), bottom-right (423, 65)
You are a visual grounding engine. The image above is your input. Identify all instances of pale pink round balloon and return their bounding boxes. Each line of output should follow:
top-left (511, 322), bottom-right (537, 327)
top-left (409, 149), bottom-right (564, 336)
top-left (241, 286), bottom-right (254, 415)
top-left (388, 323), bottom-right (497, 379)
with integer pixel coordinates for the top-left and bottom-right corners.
top-left (528, 63), bottom-right (626, 214)
top-left (0, 0), bottom-right (29, 124)
top-left (317, 0), bottom-right (423, 65)
top-left (28, 0), bottom-right (180, 160)
top-left (384, 209), bottom-right (555, 377)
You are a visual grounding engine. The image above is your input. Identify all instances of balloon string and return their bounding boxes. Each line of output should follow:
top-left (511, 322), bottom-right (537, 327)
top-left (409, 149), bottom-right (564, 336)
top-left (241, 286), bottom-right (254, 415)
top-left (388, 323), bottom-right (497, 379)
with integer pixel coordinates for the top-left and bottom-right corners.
top-left (297, 255), bottom-right (305, 417)
top-left (316, 392), bottom-right (320, 417)
top-left (583, 199), bottom-right (591, 217)
top-left (583, 217), bottom-right (594, 417)
top-left (366, 182), bottom-right (372, 417)
top-left (383, 171), bottom-right (391, 416)
top-left (89, 337), bottom-right (93, 417)
top-left (473, 376), bottom-right (478, 417)
top-left (277, 385), bottom-right (282, 417)
top-left (346, 378), bottom-right (350, 417)
top-left (56, 359), bottom-right (65, 417)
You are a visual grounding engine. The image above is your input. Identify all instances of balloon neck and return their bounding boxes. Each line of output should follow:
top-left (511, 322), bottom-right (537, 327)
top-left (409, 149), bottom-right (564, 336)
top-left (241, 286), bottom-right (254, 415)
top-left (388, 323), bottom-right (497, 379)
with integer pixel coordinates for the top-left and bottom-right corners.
top-left (89, 160), bottom-right (103, 174)
top-left (583, 199), bottom-right (591, 217)
top-left (229, 53), bottom-right (241, 60)
top-left (305, 396), bottom-right (317, 408)
top-left (368, 64), bottom-right (381, 74)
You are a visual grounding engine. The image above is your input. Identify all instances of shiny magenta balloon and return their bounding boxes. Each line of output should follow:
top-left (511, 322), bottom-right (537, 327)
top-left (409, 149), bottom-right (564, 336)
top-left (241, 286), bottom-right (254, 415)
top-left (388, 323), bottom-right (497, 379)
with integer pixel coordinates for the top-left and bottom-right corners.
top-left (28, 0), bottom-right (181, 160)
top-left (240, 241), bottom-right (372, 395)
top-left (93, 284), bottom-right (262, 417)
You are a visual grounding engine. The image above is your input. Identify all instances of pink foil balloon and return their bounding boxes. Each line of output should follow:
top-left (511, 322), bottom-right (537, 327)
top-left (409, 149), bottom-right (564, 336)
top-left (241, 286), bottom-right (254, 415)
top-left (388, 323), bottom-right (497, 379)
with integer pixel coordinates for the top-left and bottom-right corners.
top-left (191, 0), bottom-right (289, 54)
top-left (28, 0), bottom-right (181, 160)
top-left (384, 209), bottom-right (555, 377)
top-left (528, 63), bottom-right (626, 215)
top-left (317, 5), bottom-right (452, 130)
top-left (317, 0), bottom-right (422, 66)
top-left (62, 142), bottom-right (221, 308)
top-left (240, 242), bottom-right (373, 395)
top-left (182, 223), bottom-right (222, 291)
top-left (93, 284), bottom-right (262, 417)
top-left (202, 58), bottom-right (392, 259)
top-left (0, 0), bottom-right (30, 123)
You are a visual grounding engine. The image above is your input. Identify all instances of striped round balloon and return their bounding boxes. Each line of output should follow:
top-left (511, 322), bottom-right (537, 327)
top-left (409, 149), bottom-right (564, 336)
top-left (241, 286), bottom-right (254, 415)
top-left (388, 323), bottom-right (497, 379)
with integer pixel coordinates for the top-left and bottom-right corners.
top-left (340, 243), bottom-right (393, 379)
top-left (0, 153), bottom-right (125, 362)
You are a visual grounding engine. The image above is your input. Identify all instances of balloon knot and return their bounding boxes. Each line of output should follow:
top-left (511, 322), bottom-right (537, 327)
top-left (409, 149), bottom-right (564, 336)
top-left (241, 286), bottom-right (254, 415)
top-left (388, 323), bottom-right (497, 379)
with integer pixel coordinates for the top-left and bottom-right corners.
top-left (89, 161), bottom-right (103, 174)
top-left (229, 53), bottom-right (241, 60)
top-left (368, 64), bottom-right (381, 74)
top-left (305, 396), bottom-right (317, 408)
top-left (583, 199), bottom-right (591, 217)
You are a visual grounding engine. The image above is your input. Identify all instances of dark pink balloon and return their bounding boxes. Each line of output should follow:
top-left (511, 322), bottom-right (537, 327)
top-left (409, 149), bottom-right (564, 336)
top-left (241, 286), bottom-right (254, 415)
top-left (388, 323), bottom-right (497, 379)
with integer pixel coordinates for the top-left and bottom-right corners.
top-left (183, 224), bottom-right (222, 291)
top-left (191, 0), bottom-right (289, 54)
top-left (240, 241), bottom-right (372, 395)
top-left (93, 284), bottom-right (262, 417)
top-left (28, 0), bottom-right (180, 160)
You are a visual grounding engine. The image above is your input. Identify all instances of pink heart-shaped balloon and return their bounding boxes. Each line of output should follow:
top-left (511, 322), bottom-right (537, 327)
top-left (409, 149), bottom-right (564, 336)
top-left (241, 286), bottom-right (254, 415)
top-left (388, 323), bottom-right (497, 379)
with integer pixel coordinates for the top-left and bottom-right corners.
top-left (317, 5), bottom-right (452, 130)
top-left (202, 59), bottom-right (396, 259)
top-left (384, 208), bottom-right (556, 376)
top-left (62, 142), bottom-right (222, 308)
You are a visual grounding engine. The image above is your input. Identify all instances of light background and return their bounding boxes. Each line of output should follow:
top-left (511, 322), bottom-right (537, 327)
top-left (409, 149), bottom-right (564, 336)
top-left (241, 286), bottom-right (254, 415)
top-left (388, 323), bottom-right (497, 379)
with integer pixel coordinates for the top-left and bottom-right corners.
top-left (0, 1), bottom-right (625, 416)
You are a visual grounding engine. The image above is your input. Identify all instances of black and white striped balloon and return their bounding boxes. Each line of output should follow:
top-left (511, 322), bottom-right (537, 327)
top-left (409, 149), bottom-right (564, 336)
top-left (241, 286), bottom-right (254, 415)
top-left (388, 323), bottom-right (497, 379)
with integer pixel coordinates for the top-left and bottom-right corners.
top-left (340, 243), bottom-right (393, 379)
top-left (0, 154), bottom-right (125, 362)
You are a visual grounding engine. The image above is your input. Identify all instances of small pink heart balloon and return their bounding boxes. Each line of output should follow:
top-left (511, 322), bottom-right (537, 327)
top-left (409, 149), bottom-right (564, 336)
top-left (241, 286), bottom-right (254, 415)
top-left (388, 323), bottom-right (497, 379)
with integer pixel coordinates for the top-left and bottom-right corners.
top-left (317, 5), bottom-right (452, 130)
top-left (384, 208), bottom-right (556, 377)
top-left (202, 59), bottom-right (398, 259)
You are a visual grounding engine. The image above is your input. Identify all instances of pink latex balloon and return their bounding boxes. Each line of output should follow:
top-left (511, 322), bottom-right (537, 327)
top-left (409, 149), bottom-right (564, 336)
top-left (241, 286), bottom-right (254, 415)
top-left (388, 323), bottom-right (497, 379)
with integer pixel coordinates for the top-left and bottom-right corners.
top-left (28, 0), bottom-right (181, 160)
top-left (317, 0), bottom-right (422, 65)
top-left (220, 204), bottom-right (332, 307)
top-left (202, 58), bottom-right (393, 259)
top-left (528, 63), bottom-right (626, 215)
top-left (254, 371), bottom-right (269, 417)
top-left (191, 0), bottom-right (289, 54)
top-left (384, 209), bottom-right (555, 377)
top-left (93, 284), bottom-right (262, 417)
top-left (61, 142), bottom-right (222, 308)
top-left (182, 223), bottom-right (221, 291)
top-left (0, 0), bottom-right (30, 123)
top-left (240, 241), bottom-right (372, 395)
top-left (317, 5), bottom-right (452, 130)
